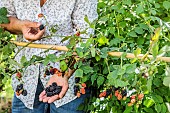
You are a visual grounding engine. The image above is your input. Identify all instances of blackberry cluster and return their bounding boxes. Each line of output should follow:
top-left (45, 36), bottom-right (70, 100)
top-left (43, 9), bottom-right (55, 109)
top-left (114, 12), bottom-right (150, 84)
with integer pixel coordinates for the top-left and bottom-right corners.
top-left (44, 66), bottom-right (61, 77)
top-left (15, 84), bottom-right (27, 96)
top-left (45, 82), bottom-right (62, 97)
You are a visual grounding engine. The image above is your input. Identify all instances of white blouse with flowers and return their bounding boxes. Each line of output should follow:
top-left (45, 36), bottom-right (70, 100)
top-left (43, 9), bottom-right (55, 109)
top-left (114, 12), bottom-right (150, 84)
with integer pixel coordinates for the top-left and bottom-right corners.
top-left (0, 0), bottom-right (98, 109)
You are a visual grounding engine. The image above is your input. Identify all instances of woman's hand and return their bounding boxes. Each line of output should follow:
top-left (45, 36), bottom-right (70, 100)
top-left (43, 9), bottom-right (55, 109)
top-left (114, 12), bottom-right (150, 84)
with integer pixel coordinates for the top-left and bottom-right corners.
top-left (39, 68), bottom-right (75, 103)
top-left (20, 20), bottom-right (45, 41)
top-left (0, 16), bottom-right (45, 41)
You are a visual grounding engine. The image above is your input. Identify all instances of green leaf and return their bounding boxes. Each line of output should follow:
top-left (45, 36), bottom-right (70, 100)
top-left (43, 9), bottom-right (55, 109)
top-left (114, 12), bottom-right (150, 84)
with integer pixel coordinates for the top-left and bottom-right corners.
top-left (161, 104), bottom-right (167, 113)
top-left (107, 70), bottom-right (118, 81)
top-left (134, 48), bottom-right (141, 57)
top-left (163, 77), bottom-right (170, 87)
top-left (84, 15), bottom-right (91, 25)
top-left (90, 47), bottom-right (96, 57)
top-left (20, 56), bottom-right (27, 67)
top-left (0, 7), bottom-right (7, 16)
top-left (98, 36), bottom-right (109, 46)
top-left (155, 104), bottom-right (161, 113)
top-left (136, 5), bottom-right (144, 14)
top-left (128, 31), bottom-right (137, 37)
top-left (152, 95), bottom-right (163, 103)
top-left (115, 79), bottom-right (129, 87)
top-left (80, 65), bottom-right (93, 74)
top-left (95, 55), bottom-right (101, 61)
top-left (143, 98), bottom-right (155, 108)
top-left (97, 76), bottom-right (105, 87)
top-left (123, 106), bottom-right (132, 113)
top-left (91, 74), bottom-right (98, 85)
top-left (75, 69), bottom-right (83, 78)
top-left (165, 66), bottom-right (170, 76)
top-left (134, 27), bottom-right (144, 34)
top-left (152, 44), bottom-right (159, 58)
top-left (76, 47), bottom-right (84, 58)
top-left (60, 60), bottom-right (68, 72)
top-left (163, 1), bottom-right (170, 10)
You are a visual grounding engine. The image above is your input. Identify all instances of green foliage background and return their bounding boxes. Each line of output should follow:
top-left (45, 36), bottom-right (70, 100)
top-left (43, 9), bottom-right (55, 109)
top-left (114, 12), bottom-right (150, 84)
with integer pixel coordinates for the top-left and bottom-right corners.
top-left (0, 0), bottom-right (170, 113)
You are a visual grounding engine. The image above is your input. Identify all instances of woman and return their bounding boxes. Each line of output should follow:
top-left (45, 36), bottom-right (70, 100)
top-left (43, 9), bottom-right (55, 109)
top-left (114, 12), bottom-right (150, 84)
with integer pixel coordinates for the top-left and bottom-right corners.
top-left (0, 0), bottom-right (98, 112)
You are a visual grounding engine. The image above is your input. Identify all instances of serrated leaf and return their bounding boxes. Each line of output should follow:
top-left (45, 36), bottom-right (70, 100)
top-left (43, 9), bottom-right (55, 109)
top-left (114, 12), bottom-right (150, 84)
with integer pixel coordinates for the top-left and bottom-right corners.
top-left (134, 48), bottom-right (141, 57)
top-left (75, 69), bottom-right (83, 78)
top-left (116, 79), bottom-right (129, 87)
top-left (20, 56), bottom-right (27, 67)
top-left (60, 60), bottom-right (68, 72)
top-left (163, 1), bottom-right (170, 10)
top-left (91, 74), bottom-right (98, 85)
top-left (134, 27), bottom-right (144, 34)
top-left (152, 44), bottom-right (159, 58)
top-left (128, 31), bottom-right (137, 37)
top-left (155, 104), bottom-right (161, 113)
top-left (136, 5), bottom-right (144, 14)
top-left (91, 47), bottom-right (96, 57)
top-left (97, 76), bottom-right (105, 87)
top-left (80, 65), bottom-right (93, 74)
top-left (163, 77), bottom-right (170, 87)
top-left (143, 98), bottom-right (155, 108)
top-left (0, 7), bottom-right (8, 16)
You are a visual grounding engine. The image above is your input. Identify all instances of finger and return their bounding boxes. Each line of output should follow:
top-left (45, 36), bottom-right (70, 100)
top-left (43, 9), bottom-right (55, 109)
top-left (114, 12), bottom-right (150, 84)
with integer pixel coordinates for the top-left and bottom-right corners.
top-left (59, 84), bottom-right (68, 99)
top-left (26, 21), bottom-right (41, 28)
top-left (48, 95), bottom-right (60, 103)
top-left (42, 96), bottom-right (51, 103)
top-left (31, 28), bottom-right (45, 41)
top-left (39, 90), bottom-right (46, 101)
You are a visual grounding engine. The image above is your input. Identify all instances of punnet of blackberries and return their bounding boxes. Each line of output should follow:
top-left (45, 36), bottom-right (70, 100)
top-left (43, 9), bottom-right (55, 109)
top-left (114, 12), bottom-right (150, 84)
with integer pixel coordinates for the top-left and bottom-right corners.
top-left (45, 82), bottom-right (62, 97)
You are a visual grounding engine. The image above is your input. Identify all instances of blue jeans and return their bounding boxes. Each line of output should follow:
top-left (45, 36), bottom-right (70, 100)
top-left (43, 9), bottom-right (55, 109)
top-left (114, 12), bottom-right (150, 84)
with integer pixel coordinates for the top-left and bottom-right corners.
top-left (12, 78), bottom-right (87, 113)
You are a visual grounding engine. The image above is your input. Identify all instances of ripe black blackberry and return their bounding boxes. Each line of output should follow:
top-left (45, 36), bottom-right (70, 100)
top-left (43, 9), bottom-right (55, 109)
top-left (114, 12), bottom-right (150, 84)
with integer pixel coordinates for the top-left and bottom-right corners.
top-left (106, 89), bottom-right (112, 97)
top-left (121, 90), bottom-right (127, 97)
top-left (39, 24), bottom-right (44, 30)
top-left (75, 77), bottom-right (80, 83)
top-left (73, 85), bottom-right (79, 95)
top-left (45, 69), bottom-right (50, 75)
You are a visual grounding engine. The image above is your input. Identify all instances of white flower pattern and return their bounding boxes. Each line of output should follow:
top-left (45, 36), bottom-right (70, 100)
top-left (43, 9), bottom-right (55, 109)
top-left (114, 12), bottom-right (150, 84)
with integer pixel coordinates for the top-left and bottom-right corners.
top-left (0, 0), bottom-right (98, 109)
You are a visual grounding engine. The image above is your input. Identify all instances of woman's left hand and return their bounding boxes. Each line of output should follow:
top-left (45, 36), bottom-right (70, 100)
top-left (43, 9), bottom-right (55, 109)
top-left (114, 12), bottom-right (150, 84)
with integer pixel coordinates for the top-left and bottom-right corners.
top-left (39, 68), bottom-right (74, 103)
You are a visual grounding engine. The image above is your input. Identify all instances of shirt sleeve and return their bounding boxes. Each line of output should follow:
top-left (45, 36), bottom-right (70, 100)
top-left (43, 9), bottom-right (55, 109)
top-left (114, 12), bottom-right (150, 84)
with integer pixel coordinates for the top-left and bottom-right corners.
top-left (0, 0), bottom-right (16, 17)
top-left (71, 0), bottom-right (98, 39)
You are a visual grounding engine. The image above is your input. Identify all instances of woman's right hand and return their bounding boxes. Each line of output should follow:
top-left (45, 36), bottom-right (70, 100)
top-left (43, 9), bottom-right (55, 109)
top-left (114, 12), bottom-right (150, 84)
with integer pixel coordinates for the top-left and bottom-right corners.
top-left (20, 20), bottom-right (45, 41)
top-left (0, 16), bottom-right (45, 41)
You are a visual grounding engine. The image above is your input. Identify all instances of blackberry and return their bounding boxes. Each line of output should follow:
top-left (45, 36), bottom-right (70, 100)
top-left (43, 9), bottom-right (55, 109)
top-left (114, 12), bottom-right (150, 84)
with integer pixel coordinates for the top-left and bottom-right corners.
top-left (75, 77), bottom-right (80, 83)
top-left (56, 86), bottom-right (62, 90)
top-left (106, 89), bottom-right (112, 97)
top-left (39, 24), bottom-right (44, 30)
top-left (22, 90), bottom-right (27, 96)
top-left (74, 85), bottom-right (79, 95)
top-left (50, 68), bottom-right (55, 75)
top-left (45, 69), bottom-right (50, 75)
top-left (52, 82), bottom-right (58, 87)
top-left (121, 90), bottom-right (127, 97)
top-left (53, 88), bottom-right (62, 95)
top-left (49, 86), bottom-right (56, 92)
top-left (45, 87), bottom-right (50, 92)
top-left (47, 92), bottom-right (53, 97)
top-left (17, 84), bottom-right (23, 91)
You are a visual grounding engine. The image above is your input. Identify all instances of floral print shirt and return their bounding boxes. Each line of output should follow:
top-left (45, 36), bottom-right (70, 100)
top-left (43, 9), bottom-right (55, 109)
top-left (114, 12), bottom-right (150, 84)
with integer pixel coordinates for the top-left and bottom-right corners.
top-left (0, 0), bottom-right (98, 109)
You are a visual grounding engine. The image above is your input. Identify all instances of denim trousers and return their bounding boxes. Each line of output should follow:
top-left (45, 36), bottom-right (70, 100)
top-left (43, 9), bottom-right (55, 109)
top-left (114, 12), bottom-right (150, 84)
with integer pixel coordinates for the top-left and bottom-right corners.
top-left (12, 78), bottom-right (87, 113)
